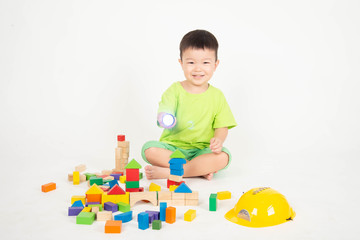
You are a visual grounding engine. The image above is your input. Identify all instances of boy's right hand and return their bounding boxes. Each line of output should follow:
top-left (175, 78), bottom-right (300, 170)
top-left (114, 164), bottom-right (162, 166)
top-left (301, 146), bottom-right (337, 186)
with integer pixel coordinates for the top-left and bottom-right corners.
top-left (210, 137), bottom-right (223, 154)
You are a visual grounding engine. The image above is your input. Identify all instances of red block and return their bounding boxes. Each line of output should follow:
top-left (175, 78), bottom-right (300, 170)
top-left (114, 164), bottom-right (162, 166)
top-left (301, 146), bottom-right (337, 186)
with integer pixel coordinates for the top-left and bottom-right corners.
top-left (126, 187), bottom-right (144, 192)
top-left (126, 169), bottom-right (139, 181)
top-left (117, 135), bottom-right (125, 141)
top-left (167, 180), bottom-right (184, 188)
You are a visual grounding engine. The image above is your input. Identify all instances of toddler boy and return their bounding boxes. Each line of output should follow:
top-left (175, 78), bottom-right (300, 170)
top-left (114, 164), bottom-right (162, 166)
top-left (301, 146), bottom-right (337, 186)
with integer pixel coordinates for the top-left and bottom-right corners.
top-left (142, 29), bottom-right (236, 180)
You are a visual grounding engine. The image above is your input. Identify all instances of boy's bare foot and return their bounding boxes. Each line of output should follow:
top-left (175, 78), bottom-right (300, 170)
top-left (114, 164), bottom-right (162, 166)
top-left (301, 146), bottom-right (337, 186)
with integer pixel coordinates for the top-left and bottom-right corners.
top-left (145, 165), bottom-right (170, 180)
top-left (203, 172), bottom-right (214, 180)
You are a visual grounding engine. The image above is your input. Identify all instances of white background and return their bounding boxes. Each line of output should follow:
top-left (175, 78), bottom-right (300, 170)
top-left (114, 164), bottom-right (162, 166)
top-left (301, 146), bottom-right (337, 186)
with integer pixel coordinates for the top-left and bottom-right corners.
top-left (1, 0), bottom-right (359, 239)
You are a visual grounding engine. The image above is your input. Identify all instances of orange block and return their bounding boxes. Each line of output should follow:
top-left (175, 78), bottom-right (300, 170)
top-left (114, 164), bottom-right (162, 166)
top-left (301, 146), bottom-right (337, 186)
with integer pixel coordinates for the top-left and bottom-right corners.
top-left (41, 182), bottom-right (56, 192)
top-left (86, 194), bottom-right (102, 203)
top-left (165, 207), bottom-right (176, 224)
top-left (105, 220), bottom-right (122, 233)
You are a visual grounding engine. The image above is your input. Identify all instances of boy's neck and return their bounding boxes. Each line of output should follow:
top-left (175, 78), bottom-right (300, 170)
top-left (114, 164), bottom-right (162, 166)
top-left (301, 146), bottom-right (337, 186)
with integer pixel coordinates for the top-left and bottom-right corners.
top-left (180, 80), bottom-right (209, 94)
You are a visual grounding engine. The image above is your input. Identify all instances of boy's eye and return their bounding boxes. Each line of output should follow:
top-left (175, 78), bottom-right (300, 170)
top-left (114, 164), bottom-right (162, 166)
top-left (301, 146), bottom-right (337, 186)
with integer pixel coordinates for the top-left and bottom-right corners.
top-left (204, 62), bottom-right (210, 64)
top-left (187, 62), bottom-right (194, 64)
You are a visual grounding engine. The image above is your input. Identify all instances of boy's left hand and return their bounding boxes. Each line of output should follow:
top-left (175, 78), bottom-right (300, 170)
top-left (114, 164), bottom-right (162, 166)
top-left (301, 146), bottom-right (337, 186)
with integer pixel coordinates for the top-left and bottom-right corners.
top-left (210, 137), bottom-right (223, 154)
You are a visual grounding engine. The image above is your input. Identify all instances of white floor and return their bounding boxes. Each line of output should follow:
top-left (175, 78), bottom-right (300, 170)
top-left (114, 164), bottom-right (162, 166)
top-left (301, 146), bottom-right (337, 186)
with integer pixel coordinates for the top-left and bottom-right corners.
top-left (1, 150), bottom-right (358, 240)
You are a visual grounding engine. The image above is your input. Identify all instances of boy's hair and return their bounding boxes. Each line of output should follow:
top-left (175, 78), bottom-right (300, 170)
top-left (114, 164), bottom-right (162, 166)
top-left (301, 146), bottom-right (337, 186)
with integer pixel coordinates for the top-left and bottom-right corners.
top-left (179, 29), bottom-right (219, 60)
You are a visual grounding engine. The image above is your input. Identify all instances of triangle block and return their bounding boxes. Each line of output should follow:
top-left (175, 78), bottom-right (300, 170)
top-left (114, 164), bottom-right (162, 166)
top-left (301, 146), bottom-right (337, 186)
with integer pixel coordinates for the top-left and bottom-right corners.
top-left (170, 149), bottom-right (185, 159)
top-left (86, 184), bottom-right (104, 195)
top-left (125, 159), bottom-right (142, 169)
top-left (109, 179), bottom-right (119, 189)
top-left (108, 184), bottom-right (126, 195)
top-left (174, 182), bottom-right (192, 193)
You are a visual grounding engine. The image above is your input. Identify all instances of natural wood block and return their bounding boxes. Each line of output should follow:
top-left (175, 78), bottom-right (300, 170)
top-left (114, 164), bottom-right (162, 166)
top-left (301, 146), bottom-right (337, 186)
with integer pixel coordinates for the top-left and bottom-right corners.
top-left (185, 199), bottom-right (199, 206)
top-left (172, 199), bottom-right (185, 206)
top-left (130, 192), bottom-right (158, 207)
top-left (122, 152), bottom-right (129, 158)
top-left (158, 191), bottom-right (172, 200)
top-left (169, 174), bottom-right (183, 182)
top-left (117, 141), bottom-right (130, 148)
top-left (159, 200), bottom-right (173, 205)
top-left (102, 170), bottom-right (112, 175)
top-left (103, 176), bottom-right (114, 181)
top-left (75, 164), bottom-right (86, 172)
top-left (172, 192), bottom-right (185, 200)
top-left (91, 206), bottom-right (100, 213)
top-left (185, 191), bottom-right (199, 200)
top-left (97, 211), bottom-right (112, 221)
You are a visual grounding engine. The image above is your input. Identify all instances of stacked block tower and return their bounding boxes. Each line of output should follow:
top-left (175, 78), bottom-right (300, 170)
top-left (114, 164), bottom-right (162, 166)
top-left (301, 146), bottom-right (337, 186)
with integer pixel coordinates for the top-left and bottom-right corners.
top-left (114, 135), bottom-right (129, 173)
top-left (167, 149), bottom-right (186, 188)
top-left (125, 159), bottom-right (143, 192)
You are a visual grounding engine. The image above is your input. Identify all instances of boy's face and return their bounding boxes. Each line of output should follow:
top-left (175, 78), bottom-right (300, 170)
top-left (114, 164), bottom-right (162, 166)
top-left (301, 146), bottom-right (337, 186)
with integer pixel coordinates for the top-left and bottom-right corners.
top-left (179, 48), bottom-right (219, 89)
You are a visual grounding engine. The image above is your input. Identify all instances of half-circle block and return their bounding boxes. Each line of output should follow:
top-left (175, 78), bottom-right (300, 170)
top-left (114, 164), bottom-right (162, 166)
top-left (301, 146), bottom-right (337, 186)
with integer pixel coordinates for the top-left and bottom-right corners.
top-left (130, 192), bottom-right (158, 207)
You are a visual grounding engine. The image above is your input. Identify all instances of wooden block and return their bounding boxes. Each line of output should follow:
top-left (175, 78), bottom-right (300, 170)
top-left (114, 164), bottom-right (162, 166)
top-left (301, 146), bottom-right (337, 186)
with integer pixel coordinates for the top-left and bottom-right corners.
top-left (217, 191), bottom-right (231, 200)
top-left (172, 199), bottom-right (185, 206)
top-left (172, 192), bottom-right (185, 200)
top-left (169, 185), bottom-right (178, 192)
top-left (71, 195), bottom-right (86, 205)
top-left (105, 220), bottom-right (122, 233)
top-left (102, 170), bottom-right (113, 175)
top-left (68, 173), bottom-right (73, 181)
top-left (165, 207), bottom-right (176, 224)
top-left (97, 211), bottom-right (113, 221)
top-left (117, 141), bottom-right (130, 148)
top-left (209, 193), bottom-right (217, 211)
top-left (91, 206), bottom-right (100, 213)
top-left (185, 191), bottom-right (199, 200)
top-left (184, 209), bottom-right (196, 222)
top-left (149, 183), bottom-right (161, 192)
top-left (185, 199), bottom-right (199, 206)
top-left (103, 176), bottom-right (115, 181)
top-left (158, 191), bottom-right (172, 200)
top-left (122, 152), bottom-right (129, 158)
top-left (80, 174), bottom-right (86, 182)
top-left (119, 176), bottom-right (126, 183)
top-left (168, 174), bottom-right (182, 182)
top-left (81, 207), bottom-right (91, 212)
top-left (158, 200), bottom-right (173, 205)
top-left (41, 182), bottom-right (56, 192)
top-left (130, 192), bottom-right (158, 207)
top-left (102, 192), bottom-right (129, 205)
top-left (75, 164), bottom-right (86, 172)
top-left (73, 171), bottom-right (80, 185)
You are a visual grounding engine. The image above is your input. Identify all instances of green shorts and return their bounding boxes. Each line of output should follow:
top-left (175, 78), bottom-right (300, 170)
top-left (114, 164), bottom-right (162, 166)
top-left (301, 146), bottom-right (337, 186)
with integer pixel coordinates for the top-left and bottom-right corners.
top-left (141, 141), bottom-right (231, 170)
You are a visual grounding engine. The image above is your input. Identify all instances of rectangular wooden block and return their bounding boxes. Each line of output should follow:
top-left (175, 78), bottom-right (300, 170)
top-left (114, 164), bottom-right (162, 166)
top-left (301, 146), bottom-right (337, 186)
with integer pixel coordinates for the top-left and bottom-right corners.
top-left (168, 174), bottom-right (183, 182)
top-left (172, 199), bottom-right (185, 206)
top-left (41, 182), bottom-right (56, 192)
top-left (97, 211), bottom-right (113, 221)
top-left (165, 207), bottom-right (176, 224)
top-left (105, 220), bottom-right (122, 233)
top-left (185, 199), bottom-right (199, 206)
top-left (158, 191), bottom-right (172, 200)
top-left (102, 170), bottom-right (113, 175)
top-left (117, 141), bottom-right (130, 148)
top-left (217, 191), bottom-right (231, 200)
top-left (172, 192), bottom-right (185, 200)
top-left (185, 191), bottom-right (199, 200)
top-left (71, 195), bottom-right (86, 205)
top-left (184, 209), bottom-right (196, 222)
top-left (75, 164), bottom-right (86, 172)
top-left (73, 171), bottom-right (80, 185)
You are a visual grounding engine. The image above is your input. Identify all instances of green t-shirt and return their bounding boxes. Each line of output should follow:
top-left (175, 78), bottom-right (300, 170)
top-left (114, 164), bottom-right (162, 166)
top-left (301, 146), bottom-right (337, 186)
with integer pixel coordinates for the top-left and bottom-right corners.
top-left (158, 82), bottom-right (237, 149)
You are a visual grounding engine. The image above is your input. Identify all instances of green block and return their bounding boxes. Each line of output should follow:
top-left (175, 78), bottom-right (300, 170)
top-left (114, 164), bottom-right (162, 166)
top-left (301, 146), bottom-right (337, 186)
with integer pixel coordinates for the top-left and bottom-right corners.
top-left (209, 193), bottom-right (217, 211)
top-left (152, 220), bottom-right (162, 230)
top-left (117, 202), bottom-right (130, 213)
top-left (89, 177), bottom-right (103, 186)
top-left (88, 204), bottom-right (103, 211)
top-left (76, 212), bottom-right (96, 225)
top-left (139, 172), bottom-right (143, 180)
top-left (126, 181), bottom-right (139, 189)
top-left (103, 179), bottom-right (112, 184)
top-left (170, 149), bottom-right (185, 159)
top-left (84, 173), bottom-right (96, 180)
top-left (125, 159), bottom-right (142, 169)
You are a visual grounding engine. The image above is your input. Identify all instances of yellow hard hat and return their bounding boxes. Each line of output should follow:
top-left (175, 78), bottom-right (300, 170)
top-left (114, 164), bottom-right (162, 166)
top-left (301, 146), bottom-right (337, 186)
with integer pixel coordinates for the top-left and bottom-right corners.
top-left (225, 187), bottom-right (295, 228)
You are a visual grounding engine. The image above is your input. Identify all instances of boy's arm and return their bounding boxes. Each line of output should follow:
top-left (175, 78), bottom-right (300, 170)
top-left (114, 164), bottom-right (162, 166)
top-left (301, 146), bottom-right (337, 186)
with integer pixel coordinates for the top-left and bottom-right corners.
top-left (210, 127), bottom-right (228, 154)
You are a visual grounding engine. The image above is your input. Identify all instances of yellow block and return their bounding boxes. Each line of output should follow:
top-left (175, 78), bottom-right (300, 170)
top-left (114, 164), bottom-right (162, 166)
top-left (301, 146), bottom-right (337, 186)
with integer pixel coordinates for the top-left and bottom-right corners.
top-left (71, 195), bottom-right (86, 205)
top-left (169, 185), bottom-right (178, 192)
top-left (184, 209), bottom-right (196, 222)
top-left (120, 176), bottom-right (126, 184)
top-left (73, 171), bottom-right (80, 185)
top-left (81, 207), bottom-right (91, 212)
top-left (217, 191), bottom-right (231, 200)
top-left (102, 192), bottom-right (129, 205)
top-left (149, 183), bottom-right (161, 192)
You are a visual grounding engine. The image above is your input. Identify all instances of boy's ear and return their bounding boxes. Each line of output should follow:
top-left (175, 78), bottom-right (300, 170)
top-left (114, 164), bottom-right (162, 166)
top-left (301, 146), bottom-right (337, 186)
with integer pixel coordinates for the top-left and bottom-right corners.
top-left (178, 59), bottom-right (183, 64)
top-left (215, 59), bottom-right (220, 70)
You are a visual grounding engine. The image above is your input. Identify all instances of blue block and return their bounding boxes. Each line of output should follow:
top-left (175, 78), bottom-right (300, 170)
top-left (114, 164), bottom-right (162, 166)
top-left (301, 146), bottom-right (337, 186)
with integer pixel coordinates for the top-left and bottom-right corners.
top-left (138, 212), bottom-right (149, 230)
top-left (170, 169), bottom-right (184, 176)
top-left (109, 180), bottom-right (119, 189)
top-left (169, 163), bottom-right (184, 170)
top-left (159, 202), bottom-right (167, 221)
top-left (169, 158), bottom-right (186, 165)
top-left (174, 182), bottom-right (192, 193)
top-left (71, 200), bottom-right (84, 208)
top-left (110, 173), bottom-right (122, 180)
top-left (114, 211), bottom-right (133, 223)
